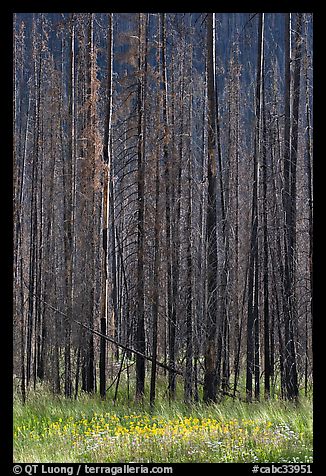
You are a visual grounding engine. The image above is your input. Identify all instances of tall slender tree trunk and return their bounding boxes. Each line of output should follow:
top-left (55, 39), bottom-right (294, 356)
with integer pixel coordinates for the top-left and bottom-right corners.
top-left (233, 49), bottom-right (241, 397)
top-left (262, 65), bottom-right (270, 399)
top-left (184, 69), bottom-right (193, 403)
top-left (283, 13), bottom-right (299, 400)
top-left (27, 19), bottom-right (42, 387)
top-left (203, 13), bottom-right (219, 403)
top-left (246, 13), bottom-right (264, 402)
top-left (106, 14), bottom-right (119, 361)
top-left (150, 94), bottom-right (161, 407)
top-left (100, 13), bottom-right (114, 398)
top-left (160, 13), bottom-right (175, 401)
top-left (63, 15), bottom-right (76, 398)
top-left (184, 152), bottom-right (193, 403)
top-left (135, 13), bottom-right (148, 400)
top-left (303, 21), bottom-right (312, 394)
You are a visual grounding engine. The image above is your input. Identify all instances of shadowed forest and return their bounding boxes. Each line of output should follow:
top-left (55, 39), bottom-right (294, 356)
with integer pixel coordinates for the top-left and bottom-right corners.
top-left (13, 12), bottom-right (313, 464)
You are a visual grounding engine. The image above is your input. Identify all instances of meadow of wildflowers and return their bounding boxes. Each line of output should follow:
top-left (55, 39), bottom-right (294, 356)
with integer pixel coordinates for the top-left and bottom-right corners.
top-left (13, 387), bottom-right (313, 463)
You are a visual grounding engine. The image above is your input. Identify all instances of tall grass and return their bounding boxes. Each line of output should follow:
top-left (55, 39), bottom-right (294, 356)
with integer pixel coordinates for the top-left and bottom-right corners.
top-left (13, 381), bottom-right (313, 463)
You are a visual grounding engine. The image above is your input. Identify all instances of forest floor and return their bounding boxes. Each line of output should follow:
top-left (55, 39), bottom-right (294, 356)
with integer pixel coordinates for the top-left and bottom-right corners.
top-left (13, 385), bottom-right (313, 463)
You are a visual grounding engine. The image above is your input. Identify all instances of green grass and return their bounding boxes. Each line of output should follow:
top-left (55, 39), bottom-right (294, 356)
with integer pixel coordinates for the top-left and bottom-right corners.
top-left (13, 383), bottom-right (313, 463)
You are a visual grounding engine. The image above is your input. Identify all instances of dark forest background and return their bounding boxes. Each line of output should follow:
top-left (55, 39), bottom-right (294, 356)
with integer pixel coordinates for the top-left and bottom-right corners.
top-left (13, 13), bottom-right (313, 406)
